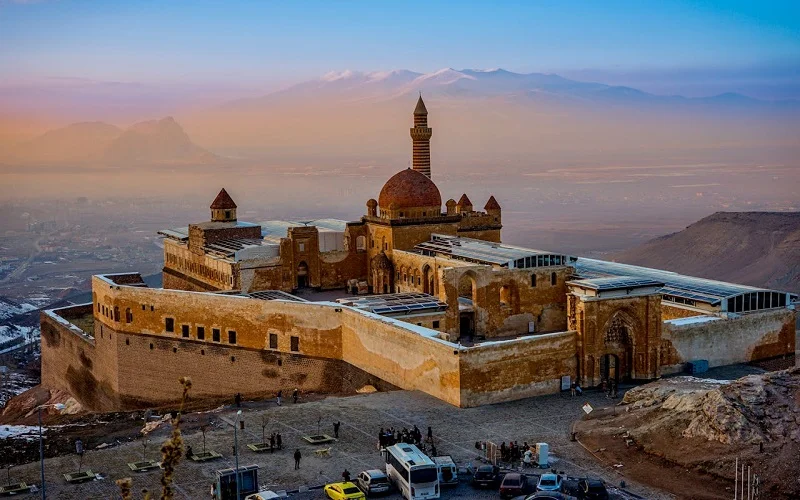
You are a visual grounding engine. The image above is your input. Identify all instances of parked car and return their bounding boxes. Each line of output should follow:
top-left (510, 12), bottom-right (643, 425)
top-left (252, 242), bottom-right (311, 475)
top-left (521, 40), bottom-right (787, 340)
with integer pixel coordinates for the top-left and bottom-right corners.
top-left (500, 473), bottom-right (535, 498)
top-left (244, 491), bottom-right (282, 500)
top-left (355, 469), bottom-right (390, 496)
top-left (471, 464), bottom-right (502, 488)
top-left (521, 492), bottom-right (579, 500)
top-left (536, 473), bottom-right (562, 492)
top-left (433, 456), bottom-right (459, 487)
top-left (323, 481), bottom-right (366, 500)
top-left (244, 490), bottom-right (285, 500)
top-left (577, 479), bottom-right (609, 500)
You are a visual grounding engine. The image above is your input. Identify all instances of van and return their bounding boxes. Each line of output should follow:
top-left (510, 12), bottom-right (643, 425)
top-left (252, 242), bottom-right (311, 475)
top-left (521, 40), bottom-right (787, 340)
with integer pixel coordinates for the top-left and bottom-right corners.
top-left (432, 456), bottom-right (458, 487)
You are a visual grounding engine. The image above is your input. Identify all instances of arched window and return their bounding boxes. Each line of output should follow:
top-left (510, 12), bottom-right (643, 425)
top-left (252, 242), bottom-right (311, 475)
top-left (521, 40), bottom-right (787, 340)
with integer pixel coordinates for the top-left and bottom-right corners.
top-left (500, 285), bottom-right (511, 306)
top-left (356, 235), bottom-right (366, 251)
top-left (125, 308), bottom-right (133, 323)
top-left (551, 272), bottom-right (557, 286)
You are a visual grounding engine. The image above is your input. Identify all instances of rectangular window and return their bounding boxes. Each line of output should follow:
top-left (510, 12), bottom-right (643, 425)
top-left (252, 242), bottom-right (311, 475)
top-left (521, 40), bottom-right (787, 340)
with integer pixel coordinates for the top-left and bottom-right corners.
top-left (141, 304), bottom-right (145, 311)
top-left (165, 318), bottom-right (174, 332)
top-left (432, 321), bottom-right (440, 329)
top-left (269, 333), bottom-right (278, 349)
top-left (290, 336), bottom-right (299, 352)
top-left (197, 326), bottom-right (205, 340)
top-left (182, 324), bottom-right (189, 338)
top-left (228, 330), bottom-right (237, 344)
top-left (298, 242), bottom-right (305, 252)
top-left (212, 328), bottom-right (221, 342)
top-left (531, 274), bottom-right (537, 287)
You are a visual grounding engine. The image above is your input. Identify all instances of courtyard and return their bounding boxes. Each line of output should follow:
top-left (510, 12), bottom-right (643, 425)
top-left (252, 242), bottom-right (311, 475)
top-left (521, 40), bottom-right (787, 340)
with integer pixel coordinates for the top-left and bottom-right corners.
top-left (3, 387), bottom-right (674, 499)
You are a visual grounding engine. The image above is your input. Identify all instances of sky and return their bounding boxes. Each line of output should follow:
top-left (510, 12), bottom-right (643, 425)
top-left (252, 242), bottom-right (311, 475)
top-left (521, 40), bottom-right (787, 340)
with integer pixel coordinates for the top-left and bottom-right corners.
top-left (1, 0), bottom-right (798, 90)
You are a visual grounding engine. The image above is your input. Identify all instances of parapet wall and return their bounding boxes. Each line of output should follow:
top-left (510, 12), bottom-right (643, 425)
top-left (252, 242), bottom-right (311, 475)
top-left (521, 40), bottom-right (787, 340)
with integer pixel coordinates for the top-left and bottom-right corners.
top-left (459, 331), bottom-right (577, 407)
top-left (662, 308), bottom-right (796, 370)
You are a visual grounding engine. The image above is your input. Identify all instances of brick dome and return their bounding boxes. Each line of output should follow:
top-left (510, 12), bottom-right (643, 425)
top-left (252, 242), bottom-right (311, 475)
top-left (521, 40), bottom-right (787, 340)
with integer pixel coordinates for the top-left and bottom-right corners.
top-left (378, 168), bottom-right (441, 210)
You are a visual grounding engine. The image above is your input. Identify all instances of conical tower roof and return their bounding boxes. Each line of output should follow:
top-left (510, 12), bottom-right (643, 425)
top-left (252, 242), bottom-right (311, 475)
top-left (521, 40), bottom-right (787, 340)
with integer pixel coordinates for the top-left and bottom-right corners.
top-left (210, 188), bottom-right (237, 209)
top-left (484, 195), bottom-right (501, 210)
top-left (457, 193), bottom-right (472, 207)
top-left (414, 95), bottom-right (428, 115)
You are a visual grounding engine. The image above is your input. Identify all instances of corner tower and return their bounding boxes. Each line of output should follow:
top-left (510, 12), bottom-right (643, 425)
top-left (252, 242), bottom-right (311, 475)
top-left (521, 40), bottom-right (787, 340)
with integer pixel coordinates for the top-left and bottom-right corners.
top-left (410, 95), bottom-right (433, 179)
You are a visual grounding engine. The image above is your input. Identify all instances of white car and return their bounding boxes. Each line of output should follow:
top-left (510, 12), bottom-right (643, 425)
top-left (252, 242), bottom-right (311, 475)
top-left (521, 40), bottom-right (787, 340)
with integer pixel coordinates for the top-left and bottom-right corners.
top-left (244, 491), bottom-right (282, 500)
top-left (536, 473), bottom-right (562, 492)
top-left (356, 469), bottom-right (390, 496)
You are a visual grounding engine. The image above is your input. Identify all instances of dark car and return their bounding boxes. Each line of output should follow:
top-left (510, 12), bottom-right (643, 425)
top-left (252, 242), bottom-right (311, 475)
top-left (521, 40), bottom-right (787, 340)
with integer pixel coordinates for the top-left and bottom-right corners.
top-left (471, 464), bottom-right (502, 488)
top-left (577, 479), bottom-right (609, 500)
top-left (499, 473), bottom-right (535, 499)
top-left (523, 492), bottom-right (579, 500)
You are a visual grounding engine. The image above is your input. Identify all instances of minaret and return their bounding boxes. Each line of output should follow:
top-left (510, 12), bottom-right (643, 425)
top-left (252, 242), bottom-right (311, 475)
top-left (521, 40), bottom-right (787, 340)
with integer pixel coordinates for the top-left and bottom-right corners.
top-left (410, 95), bottom-right (433, 179)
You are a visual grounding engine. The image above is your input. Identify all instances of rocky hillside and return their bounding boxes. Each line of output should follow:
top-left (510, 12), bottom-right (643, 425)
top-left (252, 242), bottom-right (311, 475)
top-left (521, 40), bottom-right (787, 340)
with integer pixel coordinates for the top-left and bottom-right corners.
top-left (576, 368), bottom-right (800, 498)
top-left (613, 211), bottom-right (800, 292)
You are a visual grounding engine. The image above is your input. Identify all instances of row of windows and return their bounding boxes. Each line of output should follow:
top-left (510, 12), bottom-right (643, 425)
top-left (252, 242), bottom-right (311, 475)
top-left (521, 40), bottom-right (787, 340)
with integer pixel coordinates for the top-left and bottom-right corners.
top-left (530, 272), bottom-right (558, 287)
top-left (515, 254), bottom-right (567, 269)
top-left (164, 319), bottom-right (300, 351)
top-left (726, 292), bottom-right (786, 313)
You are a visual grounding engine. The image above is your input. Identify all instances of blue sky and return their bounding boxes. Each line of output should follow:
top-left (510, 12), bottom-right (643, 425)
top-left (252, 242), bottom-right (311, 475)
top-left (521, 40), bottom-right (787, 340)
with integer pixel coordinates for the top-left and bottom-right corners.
top-left (1, 0), bottom-right (798, 97)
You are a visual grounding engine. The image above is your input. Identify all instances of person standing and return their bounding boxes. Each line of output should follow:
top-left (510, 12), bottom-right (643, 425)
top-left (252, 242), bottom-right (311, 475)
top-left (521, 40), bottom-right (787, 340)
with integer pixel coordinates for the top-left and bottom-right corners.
top-left (276, 433), bottom-right (283, 450)
top-left (427, 426), bottom-right (433, 442)
top-left (294, 449), bottom-right (301, 469)
top-left (235, 392), bottom-right (242, 408)
top-left (333, 421), bottom-right (341, 439)
top-left (292, 388), bottom-right (299, 404)
top-left (269, 433), bottom-right (276, 453)
top-left (570, 382), bottom-right (576, 397)
top-left (342, 469), bottom-right (351, 482)
top-left (276, 390), bottom-right (282, 406)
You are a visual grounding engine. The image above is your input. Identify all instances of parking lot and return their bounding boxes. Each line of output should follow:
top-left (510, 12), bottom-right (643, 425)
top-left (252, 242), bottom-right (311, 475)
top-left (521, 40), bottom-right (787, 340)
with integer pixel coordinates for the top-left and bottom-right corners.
top-left (6, 388), bottom-right (673, 499)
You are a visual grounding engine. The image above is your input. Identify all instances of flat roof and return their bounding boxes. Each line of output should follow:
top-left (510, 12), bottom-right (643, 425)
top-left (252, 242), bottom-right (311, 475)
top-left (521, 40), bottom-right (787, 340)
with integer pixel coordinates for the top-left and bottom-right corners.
top-left (259, 219), bottom-right (349, 244)
top-left (204, 238), bottom-right (271, 258)
top-left (413, 234), bottom-right (573, 268)
top-left (574, 257), bottom-right (789, 307)
top-left (246, 290), bottom-right (307, 302)
top-left (337, 292), bottom-right (447, 316)
top-left (567, 276), bottom-right (664, 292)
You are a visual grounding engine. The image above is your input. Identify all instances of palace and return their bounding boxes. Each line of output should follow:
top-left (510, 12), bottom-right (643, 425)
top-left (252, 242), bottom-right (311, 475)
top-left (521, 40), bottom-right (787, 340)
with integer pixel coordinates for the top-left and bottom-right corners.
top-left (40, 98), bottom-right (797, 410)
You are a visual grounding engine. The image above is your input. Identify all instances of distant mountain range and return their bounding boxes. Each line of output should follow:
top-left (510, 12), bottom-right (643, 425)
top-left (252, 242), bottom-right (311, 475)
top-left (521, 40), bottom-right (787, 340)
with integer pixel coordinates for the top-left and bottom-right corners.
top-left (6, 116), bottom-right (216, 166)
top-left (613, 211), bottom-right (800, 293)
top-left (2, 68), bottom-right (798, 164)
top-left (180, 67), bottom-right (800, 159)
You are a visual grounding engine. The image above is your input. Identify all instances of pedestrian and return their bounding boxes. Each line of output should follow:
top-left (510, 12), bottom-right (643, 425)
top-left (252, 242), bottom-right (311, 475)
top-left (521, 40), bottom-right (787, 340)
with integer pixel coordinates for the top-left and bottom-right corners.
top-left (570, 382), bottom-right (576, 397)
top-left (276, 390), bottom-right (282, 406)
top-left (294, 449), bottom-right (301, 469)
top-left (333, 421), bottom-right (341, 439)
top-left (430, 443), bottom-right (437, 457)
top-left (277, 433), bottom-right (283, 450)
top-left (292, 388), bottom-right (299, 404)
top-left (378, 428), bottom-right (385, 448)
top-left (269, 433), bottom-right (276, 453)
top-left (427, 426), bottom-right (433, 442)
top-left (576, 384), bottom-right (583, 396)
top-left (186, 445), bottom-right (193, 459)
top-left (342, 469), bottom-right (351, 482)
top-left (235, 392), bottom-right (242, 408)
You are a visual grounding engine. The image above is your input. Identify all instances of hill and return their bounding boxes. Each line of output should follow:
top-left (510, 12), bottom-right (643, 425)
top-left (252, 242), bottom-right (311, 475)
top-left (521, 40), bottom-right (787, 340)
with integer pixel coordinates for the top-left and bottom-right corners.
top-left (6, 117), bottom-right (215, 165)
top-left (613, 212), bottom-right (800, 293)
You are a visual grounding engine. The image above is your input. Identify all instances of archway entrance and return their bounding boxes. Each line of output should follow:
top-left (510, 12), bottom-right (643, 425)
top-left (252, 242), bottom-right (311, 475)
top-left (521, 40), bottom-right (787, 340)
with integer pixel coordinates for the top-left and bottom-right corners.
top-left (422, 265), bottom-right (433, 294)
top-left (600, 353), bottom-right (620, 385)
top-left (297, 261), bottom-right (308, 289)
top-left (458, 273), bottom-right (478, 340)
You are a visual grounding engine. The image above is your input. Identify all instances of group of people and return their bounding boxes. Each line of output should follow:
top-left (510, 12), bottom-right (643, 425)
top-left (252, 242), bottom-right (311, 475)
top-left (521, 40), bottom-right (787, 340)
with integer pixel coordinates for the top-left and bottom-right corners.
top-left (499, 441), bottom-right (533, 465)
top-left (378, 425), bottom-right (433, 448)
top-left (601, 379), bottom-right (619, 399)
top-left (266, 432), bottom-right (283, 452)
top-left (275, 388), bottom-right (300, 406)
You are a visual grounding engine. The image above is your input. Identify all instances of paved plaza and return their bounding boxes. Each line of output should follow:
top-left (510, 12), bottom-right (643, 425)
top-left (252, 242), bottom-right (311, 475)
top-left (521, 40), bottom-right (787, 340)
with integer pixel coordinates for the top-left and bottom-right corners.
top-left (7, 388), bottom-right (674, 499)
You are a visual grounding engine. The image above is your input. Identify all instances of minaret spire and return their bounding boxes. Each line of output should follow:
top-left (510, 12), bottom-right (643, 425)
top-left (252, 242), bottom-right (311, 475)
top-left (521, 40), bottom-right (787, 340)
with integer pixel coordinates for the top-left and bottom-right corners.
top-left (410, 95), bottom-right (432, 179)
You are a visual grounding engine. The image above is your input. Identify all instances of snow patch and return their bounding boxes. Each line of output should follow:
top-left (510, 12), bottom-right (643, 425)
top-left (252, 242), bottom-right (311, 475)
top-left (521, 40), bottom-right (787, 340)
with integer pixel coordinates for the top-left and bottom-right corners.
top-left (665, 316), bottom-right (722, 326)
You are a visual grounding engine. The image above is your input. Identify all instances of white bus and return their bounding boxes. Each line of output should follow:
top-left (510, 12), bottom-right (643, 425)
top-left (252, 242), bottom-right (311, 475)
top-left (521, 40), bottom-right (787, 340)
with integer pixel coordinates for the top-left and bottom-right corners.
top-left (383, 443), bottom-right (440, 500)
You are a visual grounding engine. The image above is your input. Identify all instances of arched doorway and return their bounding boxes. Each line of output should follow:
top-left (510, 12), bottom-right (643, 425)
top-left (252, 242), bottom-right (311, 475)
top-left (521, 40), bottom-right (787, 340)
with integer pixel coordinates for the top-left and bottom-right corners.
top-left (297, 261), bottom-right (309, 289)
top-left (458, 273), bottom-right (478, 339)
top-left (422, 265), bottom-right (432, 294)
top-left (601, 313), bottom-right (634, 384)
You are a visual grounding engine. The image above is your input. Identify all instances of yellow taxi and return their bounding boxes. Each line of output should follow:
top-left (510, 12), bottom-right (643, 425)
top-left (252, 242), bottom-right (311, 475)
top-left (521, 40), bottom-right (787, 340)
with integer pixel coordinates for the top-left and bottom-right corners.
top-left (323, 481), bottom-right (366, 500)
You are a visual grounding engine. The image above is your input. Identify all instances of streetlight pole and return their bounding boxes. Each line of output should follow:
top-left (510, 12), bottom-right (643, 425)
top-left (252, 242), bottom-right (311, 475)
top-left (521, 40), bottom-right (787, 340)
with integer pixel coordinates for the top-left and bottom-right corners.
top-left (235, 410), bottom-right (241, 500)
top-left (37, 403), bottom-right (65, 500)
